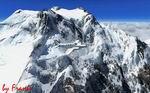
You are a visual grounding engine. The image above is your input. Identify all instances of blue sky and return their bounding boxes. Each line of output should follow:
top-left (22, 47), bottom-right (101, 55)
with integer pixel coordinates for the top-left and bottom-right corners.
top-left (0, 0), bottom-right (150, 21)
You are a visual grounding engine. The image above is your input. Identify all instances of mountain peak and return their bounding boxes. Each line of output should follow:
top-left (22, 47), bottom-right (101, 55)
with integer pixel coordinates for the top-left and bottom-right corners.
top-left (51, 6), bottom-right (61, 10)
top-left (51, 7), bottom-right (89, 21)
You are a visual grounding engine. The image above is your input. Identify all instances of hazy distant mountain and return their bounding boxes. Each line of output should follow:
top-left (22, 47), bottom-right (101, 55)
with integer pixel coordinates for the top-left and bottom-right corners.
top-left (101, 22), bottom-right (150, 45)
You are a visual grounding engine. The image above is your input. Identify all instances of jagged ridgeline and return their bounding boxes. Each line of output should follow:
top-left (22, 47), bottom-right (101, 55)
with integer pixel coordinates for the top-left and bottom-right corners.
top-left (0, 7), bottom-right (150, 93)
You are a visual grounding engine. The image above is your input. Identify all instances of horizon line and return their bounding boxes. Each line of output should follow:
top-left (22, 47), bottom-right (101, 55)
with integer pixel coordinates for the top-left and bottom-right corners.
top-left (98, 18), bottom-right (150, 22)
top-left (1, 18), bottom-right (150, 23)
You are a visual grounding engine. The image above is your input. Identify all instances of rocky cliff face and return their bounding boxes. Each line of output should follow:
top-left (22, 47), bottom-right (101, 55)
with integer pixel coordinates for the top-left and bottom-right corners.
top-left (0, 7), bottom-right (150, 93)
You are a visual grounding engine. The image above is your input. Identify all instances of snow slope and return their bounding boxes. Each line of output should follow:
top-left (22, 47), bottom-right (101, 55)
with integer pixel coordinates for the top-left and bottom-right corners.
top-left (0, 10), bottom-right (38, 85)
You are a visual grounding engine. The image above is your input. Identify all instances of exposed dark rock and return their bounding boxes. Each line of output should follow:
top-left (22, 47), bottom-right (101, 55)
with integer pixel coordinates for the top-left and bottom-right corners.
top-left (138, 64), bottom-right (150, 90)
top-left (57, 55), bottom-right (73, 72)
top-left (50, 75), bottom-right (65, 93)
top-left (85, 72), bottom-right (108, 93)
top-left (122, 80), bottom-right (131, 93)
top-left (136, 38), bottom-right (147, 58)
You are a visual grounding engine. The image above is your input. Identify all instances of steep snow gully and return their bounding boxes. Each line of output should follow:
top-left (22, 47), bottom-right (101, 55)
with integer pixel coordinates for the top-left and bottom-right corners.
top-left (0, 7), bottom-right (150, 93)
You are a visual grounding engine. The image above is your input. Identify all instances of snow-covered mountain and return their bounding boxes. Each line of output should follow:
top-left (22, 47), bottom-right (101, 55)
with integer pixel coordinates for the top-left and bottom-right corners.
top-left (0, 7), bottom-right (150, 93)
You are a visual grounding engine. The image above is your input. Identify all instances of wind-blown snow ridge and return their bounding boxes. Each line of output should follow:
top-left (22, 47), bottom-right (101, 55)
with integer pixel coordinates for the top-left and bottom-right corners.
top-left (0, 7), bottom-right (150, 93)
